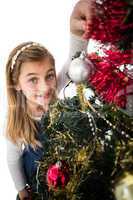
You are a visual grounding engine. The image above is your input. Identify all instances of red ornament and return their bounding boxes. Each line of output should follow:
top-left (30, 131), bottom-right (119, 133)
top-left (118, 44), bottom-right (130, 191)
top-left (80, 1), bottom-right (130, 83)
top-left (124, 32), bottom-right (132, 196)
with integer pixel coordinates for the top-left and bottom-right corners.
top-left (46, 161), bottom-right (70, 189)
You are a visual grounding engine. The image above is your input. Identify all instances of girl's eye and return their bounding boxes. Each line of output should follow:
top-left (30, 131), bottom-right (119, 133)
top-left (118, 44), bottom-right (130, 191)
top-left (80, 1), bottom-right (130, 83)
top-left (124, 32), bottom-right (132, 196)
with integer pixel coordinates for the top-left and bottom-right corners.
top-left (29, 77), bottom-right (38, 84)
top-left (46, 73), bottom-right (55, 81)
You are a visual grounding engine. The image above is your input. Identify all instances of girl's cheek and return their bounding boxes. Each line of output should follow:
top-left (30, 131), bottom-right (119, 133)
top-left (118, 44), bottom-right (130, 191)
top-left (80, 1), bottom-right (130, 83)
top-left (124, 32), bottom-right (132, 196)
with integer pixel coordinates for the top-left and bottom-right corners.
top-left (26, 82), bottom-right (38, 90)
top-left (22, 84), bottom-right (38, 97)
top-left (52, 78), bottom-right (57, 88)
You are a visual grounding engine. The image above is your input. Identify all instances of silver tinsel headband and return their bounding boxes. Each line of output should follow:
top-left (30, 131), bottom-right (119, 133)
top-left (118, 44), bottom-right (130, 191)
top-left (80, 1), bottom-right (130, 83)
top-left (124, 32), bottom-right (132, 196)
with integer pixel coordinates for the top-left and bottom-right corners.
top-left (10, 42), bottom-right (42, 71)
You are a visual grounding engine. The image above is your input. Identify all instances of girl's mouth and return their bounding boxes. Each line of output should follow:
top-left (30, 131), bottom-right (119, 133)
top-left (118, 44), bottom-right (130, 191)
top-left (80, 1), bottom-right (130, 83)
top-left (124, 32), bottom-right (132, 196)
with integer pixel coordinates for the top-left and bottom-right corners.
top-left (35, 94), bottom-right (50, 104)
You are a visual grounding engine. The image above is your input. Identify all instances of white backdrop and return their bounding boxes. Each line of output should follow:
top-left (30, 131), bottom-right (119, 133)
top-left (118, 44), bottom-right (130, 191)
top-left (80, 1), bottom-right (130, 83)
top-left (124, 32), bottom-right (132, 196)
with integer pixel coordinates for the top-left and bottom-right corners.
top-left (0, 0), bottom-right (77, 199)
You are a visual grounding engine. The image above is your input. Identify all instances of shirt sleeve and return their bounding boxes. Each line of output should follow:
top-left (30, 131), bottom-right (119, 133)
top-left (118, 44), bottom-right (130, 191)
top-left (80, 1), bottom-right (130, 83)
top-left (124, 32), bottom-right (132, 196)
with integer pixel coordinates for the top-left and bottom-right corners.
top-left (57, 33), bottom-right (88, 93)
top-left (6, 139), bottom-right (27, 192)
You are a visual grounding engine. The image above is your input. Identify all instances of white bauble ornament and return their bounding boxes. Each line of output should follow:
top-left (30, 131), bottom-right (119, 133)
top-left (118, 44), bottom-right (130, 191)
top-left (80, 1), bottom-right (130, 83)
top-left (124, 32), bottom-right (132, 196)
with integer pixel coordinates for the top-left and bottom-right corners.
top-left (83, 88), bottom-right (95, 100)
top-left (114, 173), bottom-right (133, 200)
top-left (68, 51), bottom-right (94, 83)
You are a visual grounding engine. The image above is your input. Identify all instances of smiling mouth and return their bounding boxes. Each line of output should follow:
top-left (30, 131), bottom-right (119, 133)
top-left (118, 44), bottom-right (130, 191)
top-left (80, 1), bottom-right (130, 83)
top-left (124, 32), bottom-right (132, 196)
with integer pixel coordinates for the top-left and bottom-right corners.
top-left (36, 94), bottom-right (49, 99)
top-left (35, 94), bottom-right (50, 103)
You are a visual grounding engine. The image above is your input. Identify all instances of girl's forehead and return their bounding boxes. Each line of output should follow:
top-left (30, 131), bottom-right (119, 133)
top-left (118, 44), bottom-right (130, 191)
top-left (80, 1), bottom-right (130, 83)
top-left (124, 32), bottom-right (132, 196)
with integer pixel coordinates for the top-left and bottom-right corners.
top-left (20, 59), bottom-right (55, 76)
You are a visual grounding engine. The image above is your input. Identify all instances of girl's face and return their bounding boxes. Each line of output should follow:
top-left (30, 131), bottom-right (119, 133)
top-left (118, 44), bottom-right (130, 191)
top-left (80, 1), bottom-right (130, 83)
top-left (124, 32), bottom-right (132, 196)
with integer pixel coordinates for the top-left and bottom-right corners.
top-left (16, 58), bottom-right (57, 114)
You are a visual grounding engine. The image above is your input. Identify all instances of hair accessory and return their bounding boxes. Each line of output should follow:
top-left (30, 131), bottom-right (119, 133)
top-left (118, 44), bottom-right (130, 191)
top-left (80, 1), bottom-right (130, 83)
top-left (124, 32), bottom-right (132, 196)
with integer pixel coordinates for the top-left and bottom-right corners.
top-left (10, 42), bottom-right (42, 71)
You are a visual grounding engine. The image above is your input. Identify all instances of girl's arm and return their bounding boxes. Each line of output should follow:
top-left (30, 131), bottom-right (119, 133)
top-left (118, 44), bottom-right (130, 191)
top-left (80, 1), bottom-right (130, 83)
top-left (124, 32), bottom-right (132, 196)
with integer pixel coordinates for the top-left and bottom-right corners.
top-left (57, 33), bottom-right (88, 92)
top-left (57, 0), bottom-right (94, 92)
top-left (6, 139), bottom-right (27, 194)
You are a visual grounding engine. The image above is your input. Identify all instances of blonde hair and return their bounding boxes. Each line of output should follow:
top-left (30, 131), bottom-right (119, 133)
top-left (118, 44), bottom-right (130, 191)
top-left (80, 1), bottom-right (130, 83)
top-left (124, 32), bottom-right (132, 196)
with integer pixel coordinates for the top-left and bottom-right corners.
top-left (6, 41), bottom-right (55, 148)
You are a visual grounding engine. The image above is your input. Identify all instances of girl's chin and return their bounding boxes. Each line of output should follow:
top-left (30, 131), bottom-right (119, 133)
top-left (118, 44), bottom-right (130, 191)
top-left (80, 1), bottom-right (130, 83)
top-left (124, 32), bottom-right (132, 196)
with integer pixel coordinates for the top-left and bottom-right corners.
top-left (36, 104), bottom-right (48, 114)
top-left (36, 100), bottom-right (50, 112)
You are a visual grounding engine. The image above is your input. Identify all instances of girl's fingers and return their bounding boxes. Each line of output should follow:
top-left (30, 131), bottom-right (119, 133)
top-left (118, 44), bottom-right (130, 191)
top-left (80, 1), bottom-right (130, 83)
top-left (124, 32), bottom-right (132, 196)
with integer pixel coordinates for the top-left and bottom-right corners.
top-left (72, 19), bottom-right (86, 32)
top-left (70, 0), bottom-right (95, 37)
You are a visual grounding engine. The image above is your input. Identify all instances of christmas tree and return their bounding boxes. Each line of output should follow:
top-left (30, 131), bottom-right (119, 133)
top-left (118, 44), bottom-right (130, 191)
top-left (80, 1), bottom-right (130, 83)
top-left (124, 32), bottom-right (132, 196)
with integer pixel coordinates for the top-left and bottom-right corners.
top-left (28, 0), bottom-right (133, 199)
top-left (30, 84), bottom-right (133, 200)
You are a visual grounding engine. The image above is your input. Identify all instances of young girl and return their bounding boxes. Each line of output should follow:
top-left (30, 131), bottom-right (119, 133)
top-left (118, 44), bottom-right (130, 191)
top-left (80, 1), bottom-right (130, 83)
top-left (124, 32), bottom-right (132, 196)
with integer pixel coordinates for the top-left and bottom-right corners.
top-left (5, 1), bottom-right (93, 199)
top-left (6, 42), bottom-right (57, 199)
top-left (5, 41), bottom-right (88, 200)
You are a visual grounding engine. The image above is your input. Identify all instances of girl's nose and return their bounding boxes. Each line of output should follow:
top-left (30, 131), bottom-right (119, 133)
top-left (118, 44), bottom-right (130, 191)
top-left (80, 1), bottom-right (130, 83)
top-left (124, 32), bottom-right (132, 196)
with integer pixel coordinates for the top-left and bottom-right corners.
top-left (39, 80), bottom-right (49, 94)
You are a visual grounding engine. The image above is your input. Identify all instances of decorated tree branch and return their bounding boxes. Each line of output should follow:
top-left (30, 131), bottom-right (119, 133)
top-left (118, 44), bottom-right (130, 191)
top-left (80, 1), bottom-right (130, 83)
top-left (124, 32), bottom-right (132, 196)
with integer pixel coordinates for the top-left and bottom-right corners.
top-left (84, 0), bottom-right (133, 111)
top-left (30, 83), bottom-right (133, 200)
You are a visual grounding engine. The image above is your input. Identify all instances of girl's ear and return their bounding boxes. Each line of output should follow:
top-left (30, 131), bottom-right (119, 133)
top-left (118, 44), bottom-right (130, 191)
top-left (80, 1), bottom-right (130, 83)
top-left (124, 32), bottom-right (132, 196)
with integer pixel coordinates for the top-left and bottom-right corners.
top-left (15, 83), bottom-right (21, 91)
